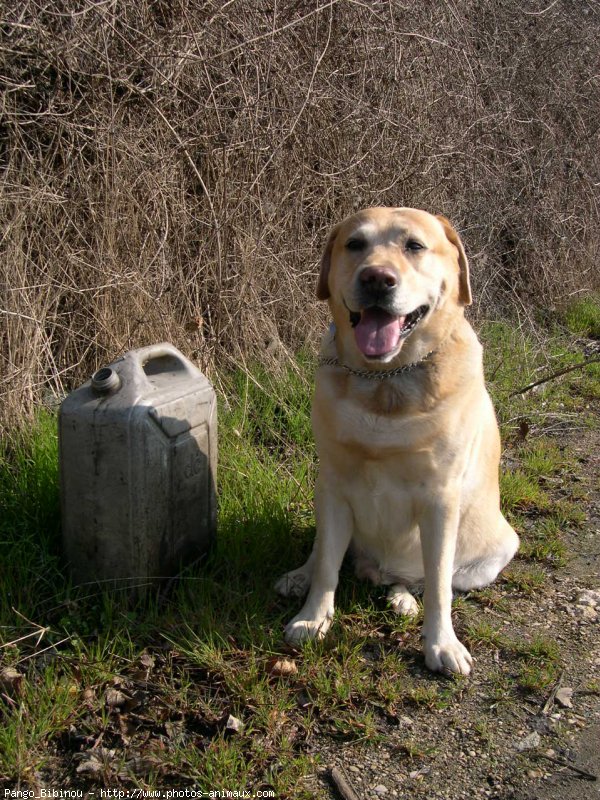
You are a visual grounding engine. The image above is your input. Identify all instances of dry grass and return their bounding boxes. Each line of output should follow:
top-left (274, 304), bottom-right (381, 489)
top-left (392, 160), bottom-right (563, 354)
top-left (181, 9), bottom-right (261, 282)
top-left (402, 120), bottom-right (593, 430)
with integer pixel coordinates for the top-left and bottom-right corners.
top-left (1, 0), bottom-right (599, 425)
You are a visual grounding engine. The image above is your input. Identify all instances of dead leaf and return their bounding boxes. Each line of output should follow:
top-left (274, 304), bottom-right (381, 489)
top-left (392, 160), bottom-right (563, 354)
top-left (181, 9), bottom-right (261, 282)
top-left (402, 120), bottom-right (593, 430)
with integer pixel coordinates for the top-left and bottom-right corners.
top-left (82, 687), bottom-right (95, 706)
top-left (105, 687), bottom-right (128, 708)
top-left (185, 316), bottom-right (204, 332)
top-left (266, 657), bottom-right (298, 677)
top-left (75, 747), bottom-right (115, 775)
top-left (76, 758), bottom-right (103, 776)
top-left (0, 666), bottom-right (24, 696)
top-left (556, 687), bottom-right (574, 708)
top-left (118, 715), bottom-right (137, 744)
top-left (165, 719), bottom-right (186, 744)
top-left (296, 690), bottom-right (312, 709)
top-left (517, 418), bottom-right (530, 441)
top-left (120, 754), bottom-right (165, 778)
top-left (140, 652), bottom-right (155, 669)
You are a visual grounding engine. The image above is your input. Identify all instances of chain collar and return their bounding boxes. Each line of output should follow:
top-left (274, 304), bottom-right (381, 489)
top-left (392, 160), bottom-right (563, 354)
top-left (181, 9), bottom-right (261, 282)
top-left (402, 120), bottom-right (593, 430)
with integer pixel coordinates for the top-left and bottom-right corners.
top-left (318, 349), bottom-right (436, 381)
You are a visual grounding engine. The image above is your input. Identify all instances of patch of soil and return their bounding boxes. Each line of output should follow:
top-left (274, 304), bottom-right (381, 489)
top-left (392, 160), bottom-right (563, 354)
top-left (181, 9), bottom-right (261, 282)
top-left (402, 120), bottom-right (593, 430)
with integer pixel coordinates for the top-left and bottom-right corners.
top-left (305, 416), bottom-right (600, 800)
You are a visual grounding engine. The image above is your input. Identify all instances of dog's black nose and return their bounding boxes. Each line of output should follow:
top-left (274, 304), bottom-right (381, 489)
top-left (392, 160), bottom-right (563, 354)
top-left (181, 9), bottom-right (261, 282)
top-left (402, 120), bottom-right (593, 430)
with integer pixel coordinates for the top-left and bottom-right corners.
top-left (359, 266), bottom-right (397, 293)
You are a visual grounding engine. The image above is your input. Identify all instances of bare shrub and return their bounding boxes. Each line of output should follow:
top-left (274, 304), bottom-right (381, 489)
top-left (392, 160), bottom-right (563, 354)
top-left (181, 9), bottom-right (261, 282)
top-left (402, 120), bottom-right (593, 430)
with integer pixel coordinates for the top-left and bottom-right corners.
top-left (1, 0), bottom-right (599, 424)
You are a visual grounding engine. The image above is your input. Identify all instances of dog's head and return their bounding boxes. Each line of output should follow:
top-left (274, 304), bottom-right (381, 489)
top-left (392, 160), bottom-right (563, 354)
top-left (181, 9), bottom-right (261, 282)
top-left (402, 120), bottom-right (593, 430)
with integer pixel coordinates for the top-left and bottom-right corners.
top-left (317, 207), bottom-right (471, 365)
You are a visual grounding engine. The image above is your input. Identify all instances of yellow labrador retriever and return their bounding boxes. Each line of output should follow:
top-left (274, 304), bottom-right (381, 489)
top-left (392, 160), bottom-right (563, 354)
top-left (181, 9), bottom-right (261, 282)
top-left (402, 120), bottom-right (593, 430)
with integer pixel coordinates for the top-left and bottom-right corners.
top-left (276, 207), bottom-right (519, 675)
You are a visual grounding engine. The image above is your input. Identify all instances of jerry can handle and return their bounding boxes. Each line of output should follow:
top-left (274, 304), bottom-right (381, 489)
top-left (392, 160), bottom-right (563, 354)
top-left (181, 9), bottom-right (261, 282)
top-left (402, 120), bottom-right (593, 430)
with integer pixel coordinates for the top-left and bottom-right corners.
top-left (131, 343), bottom-right (197, 381)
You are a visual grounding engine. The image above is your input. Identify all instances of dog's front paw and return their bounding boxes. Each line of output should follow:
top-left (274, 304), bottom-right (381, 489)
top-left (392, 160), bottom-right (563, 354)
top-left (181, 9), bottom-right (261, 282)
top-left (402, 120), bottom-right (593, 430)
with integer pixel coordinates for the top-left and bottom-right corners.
top-left (284, 614), bottom-right (332, 645)
top-left (275, 568), bottom-right (312, 598)
top-left (423, 631), bottom-right (473, 676)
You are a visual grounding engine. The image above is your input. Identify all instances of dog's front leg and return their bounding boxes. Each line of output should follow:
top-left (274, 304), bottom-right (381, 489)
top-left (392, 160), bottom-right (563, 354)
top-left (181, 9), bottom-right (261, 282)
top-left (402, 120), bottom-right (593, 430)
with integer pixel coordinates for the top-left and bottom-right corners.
top-left (419, 495), bottom-right (473, 675)
top-left (284, 484), bottom-right (353, 645)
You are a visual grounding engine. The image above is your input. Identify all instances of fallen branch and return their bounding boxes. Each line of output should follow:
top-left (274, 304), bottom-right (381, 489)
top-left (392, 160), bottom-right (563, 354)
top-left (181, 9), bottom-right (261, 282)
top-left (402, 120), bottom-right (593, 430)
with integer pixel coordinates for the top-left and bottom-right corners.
top-left (509, 357), bottom-right (600, 398)
top-left (330, 766), bottom-right (362, 800)
top-left (536, 752), bottom-right (598, 782)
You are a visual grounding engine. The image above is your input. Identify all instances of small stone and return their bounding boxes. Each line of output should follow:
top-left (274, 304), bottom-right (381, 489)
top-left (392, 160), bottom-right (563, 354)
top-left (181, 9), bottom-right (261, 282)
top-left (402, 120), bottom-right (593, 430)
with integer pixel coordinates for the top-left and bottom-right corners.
top-left (373, 785), bottom-right (388, 795)
top-left (348, 766), bottom-right (360, 773)
top-left (225, 714), bottom-right (244, 734)
top-left (516, 731), bottom-right (541, 751)
top-left (575, 605), bottom-right (598, 622)
top-left (409, 767), bottom-right (431, 780)
top-left (578, 589), bottom-right (600, 607)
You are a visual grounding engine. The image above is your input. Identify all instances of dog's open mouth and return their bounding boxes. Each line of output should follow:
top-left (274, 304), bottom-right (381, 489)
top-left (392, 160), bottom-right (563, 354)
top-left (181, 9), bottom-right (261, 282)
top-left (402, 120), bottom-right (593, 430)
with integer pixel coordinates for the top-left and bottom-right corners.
top-left (350, 305), bottom-right (429, 358)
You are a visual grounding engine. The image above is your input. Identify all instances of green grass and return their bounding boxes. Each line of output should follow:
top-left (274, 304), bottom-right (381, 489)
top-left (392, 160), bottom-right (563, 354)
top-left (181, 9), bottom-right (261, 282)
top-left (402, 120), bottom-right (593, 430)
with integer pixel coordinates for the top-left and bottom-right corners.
top-left (465, 619), bottom-right (506, 650)
top-left (1, 309), bottom-right (598, 789)
top-left (562, 294), bottom-right (600, 338)
top-left (0, 411), bottom-right (63, 619)
top-left (500, 469), bottom-right (551, 516)
top-left (503, 566), bottom-right (547, 596)
top-left (481, 313), bottom-right (600, 426)
top-left (514, 635), bottom-right (562, 693)
top-left (519, 520), bottom-right (566, 566)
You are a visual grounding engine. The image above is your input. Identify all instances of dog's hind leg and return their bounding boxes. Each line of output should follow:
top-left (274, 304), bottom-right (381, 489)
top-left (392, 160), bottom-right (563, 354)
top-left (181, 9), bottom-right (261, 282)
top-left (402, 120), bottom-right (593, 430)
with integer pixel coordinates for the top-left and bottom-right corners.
top-left (387, 584), bottom-right (420, 617)
top-left (453, 517), bottom-right (519, 591)
top-left (275, 550), bottom-right (315, 598)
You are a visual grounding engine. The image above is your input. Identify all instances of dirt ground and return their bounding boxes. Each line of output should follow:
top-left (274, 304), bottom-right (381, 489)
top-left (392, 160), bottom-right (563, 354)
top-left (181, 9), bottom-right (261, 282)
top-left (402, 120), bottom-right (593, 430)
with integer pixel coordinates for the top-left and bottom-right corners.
top-left (303, 419), bottom-right (600, 800)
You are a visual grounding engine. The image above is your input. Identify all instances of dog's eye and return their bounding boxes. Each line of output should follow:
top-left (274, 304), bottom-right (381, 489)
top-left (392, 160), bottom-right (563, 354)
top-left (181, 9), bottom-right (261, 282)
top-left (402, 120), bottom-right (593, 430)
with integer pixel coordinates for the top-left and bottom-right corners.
top-left (346, 238), bottom-right (367, 252)
top-left (406, 239), bottom-right (425, 252)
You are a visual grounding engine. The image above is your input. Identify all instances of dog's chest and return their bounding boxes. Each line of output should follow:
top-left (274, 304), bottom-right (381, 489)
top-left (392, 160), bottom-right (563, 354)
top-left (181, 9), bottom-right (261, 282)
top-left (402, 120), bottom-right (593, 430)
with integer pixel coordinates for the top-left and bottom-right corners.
top-left (349, 459), bottom-right (420, 539)
top-left (320, 398), bottom-right (434, 533)
top-left (323, 392), bottom-right (437, 459)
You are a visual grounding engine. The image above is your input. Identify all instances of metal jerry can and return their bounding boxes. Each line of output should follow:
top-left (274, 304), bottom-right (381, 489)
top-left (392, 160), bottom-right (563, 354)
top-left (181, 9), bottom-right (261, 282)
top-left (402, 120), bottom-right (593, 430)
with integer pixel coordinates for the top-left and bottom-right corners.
top-left (59, 343), bottom-right (217, 590)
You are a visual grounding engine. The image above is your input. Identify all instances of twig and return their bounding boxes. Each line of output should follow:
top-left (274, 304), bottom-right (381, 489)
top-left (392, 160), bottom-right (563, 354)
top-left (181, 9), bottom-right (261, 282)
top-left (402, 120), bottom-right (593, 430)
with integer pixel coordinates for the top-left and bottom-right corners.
top-left (330, 766), bottom-right (362, 800)
top-left (15, 637), bottom-right (72, 666)
top-left (536, 752), bottom-right (597, 782)
top-left (541, 669), bottom-right (564, 715)
top-left (204, 0), bottom-right (343, 63)
top-left (509, 357), bottom-right (600, 397)
top-left (11, 608), bottom-right (51, 647)
top-left (0, 628), bottom-right (50, 650)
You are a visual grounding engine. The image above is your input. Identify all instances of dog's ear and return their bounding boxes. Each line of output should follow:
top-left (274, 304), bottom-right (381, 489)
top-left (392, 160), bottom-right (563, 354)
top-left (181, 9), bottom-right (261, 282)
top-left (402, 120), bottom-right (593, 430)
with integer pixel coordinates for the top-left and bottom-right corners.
top-left (436, 215), bottom-right (472, 306)
top-left (316, 223), bottom-right (341, 301)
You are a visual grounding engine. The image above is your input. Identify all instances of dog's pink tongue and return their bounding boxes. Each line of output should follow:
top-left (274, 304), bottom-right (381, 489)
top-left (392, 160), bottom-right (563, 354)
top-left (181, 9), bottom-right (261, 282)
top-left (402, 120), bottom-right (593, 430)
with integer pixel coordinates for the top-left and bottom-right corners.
top-left (354, 309), bottom-right (404, 357)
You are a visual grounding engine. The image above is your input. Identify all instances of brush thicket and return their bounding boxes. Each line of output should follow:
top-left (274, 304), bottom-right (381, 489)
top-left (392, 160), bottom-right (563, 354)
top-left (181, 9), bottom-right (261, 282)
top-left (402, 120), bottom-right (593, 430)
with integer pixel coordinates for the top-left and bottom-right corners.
top-left (2, 0), bottom-right (599, 426)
